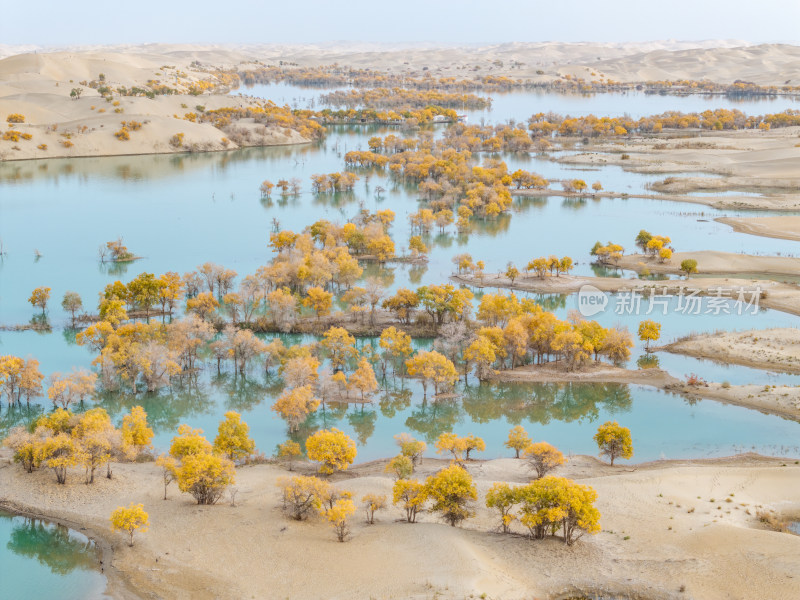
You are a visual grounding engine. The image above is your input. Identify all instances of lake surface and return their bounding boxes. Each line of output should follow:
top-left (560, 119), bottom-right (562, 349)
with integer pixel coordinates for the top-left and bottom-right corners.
top-left (0, 510), bottom-right (108, 600)
top-left (235, 82), bottom-right (800, 122)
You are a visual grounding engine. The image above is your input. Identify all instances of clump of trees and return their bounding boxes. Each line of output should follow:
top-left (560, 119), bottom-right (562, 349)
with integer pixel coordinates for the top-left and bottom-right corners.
top-left (3, 405), bottom-right (153, 484)
top-left (164, 417), bottom-right (248, 504)
top-left (591, 241), bottom-right (624, 265)
top-left (277, 474), bottom-right (358, 542)
top-left (0, 355), bottom-right (44, 405)
top-left (464, 295), bottom-right (634, 377)
top-left (485, 476), bottom-right (601, 545)
top-left (434, 432), bottom-right (485, 463)
top-left (100, 238), bottom-right (136, 262)
top-left (525, 255), bottom-right (574, 278)
top-left (321, 88), bottom-right (491, 110)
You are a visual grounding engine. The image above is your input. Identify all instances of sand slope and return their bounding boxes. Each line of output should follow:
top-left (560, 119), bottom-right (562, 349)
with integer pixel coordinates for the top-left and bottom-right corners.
top-left (617, 251), bottom-right (800, 277)
top-left (0, 51), bottom-right (310, 161)
top-left (2, 451), bottom-right (799, 600)
top-left (717, 216), bottom-right (800, 242)
top-left (663, 327), bottom-right (800, 374)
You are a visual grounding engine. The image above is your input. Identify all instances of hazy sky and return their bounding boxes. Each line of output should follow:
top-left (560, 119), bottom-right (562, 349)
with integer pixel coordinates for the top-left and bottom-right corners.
top-left (3, 0), bottom-right (800, 46)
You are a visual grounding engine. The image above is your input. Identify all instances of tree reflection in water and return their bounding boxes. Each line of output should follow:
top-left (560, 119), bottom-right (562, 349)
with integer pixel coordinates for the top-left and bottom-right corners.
top-left (4, 514), bottom-right (98, 576)
top-left (461, 381), bottom-right (632, 426)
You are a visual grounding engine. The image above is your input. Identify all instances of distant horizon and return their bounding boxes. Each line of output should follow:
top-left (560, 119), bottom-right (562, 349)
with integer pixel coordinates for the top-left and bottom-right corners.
top-left (2, 39), bottom-right (799, 54)
top-left (2, 0), bottom-right (799, 47)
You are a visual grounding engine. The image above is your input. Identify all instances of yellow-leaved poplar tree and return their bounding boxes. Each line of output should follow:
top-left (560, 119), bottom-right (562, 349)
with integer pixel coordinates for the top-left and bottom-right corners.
top-left (213, 411), bottom-right (256, 461)
top-left (424, 464), bottom-right (478, 527)
top-left (110, 503), bottom-right (149, 546)
top-left (306, 428), bottom-right (357, 474)
top-left (523, 441), bottom-right (566, 478)
top-left (593, 421), bottom-right (633, 466)
top-left (505, 425), bottom-right (531, 458)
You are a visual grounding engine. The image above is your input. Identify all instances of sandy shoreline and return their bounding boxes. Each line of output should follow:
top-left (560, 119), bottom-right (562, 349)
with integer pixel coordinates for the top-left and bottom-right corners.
top-left (661, 328), bottom-right (800, 375)
top-left (716, 216), bottom-right (800, 242)
top-left (2, 449), bottom-right (799, 600)
top-left (615, 250), bottom-right (800, 277)
top-left (484, 360), bottom-right (800, 422)
top-left (555, 126), bottom-right (800, 210)
top-left (452, 272), bottom-right (800, 318)
top-left (0, 497), bottom-right (141, 600)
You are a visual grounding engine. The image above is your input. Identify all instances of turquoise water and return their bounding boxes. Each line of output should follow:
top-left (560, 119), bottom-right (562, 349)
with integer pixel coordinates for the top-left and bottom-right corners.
top-left (0, 510), bottom-right (108, 600)
top-left (3, 145), bottom-right (800, 326)
top-left (3, 365), bottom-right (798, 462)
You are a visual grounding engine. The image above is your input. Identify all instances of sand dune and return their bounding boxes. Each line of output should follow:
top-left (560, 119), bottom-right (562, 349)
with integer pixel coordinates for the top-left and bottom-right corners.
top-left (3, 44), bottom-right (800, 162)
top-left (591, 43), bottom-right (800, 85)
top-left (0, 51), bottom-right (312, 161)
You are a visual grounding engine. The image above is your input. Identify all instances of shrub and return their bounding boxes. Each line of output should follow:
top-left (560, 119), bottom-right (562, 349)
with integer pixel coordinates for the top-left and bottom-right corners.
top-left (385, 454), bottom-right (414, 479)
top-left (169, 132), bottom-right (185, 148)
top-left (278, 475), bottom-right (330, 520)
top-left (362, 493), bottom-right (387, 524)
top-left (326, 498), bottom-right (356, 542)
top-left (175, 452), bottom-right (236, 504)
top-left (523, 442), bottom-right (566, 478)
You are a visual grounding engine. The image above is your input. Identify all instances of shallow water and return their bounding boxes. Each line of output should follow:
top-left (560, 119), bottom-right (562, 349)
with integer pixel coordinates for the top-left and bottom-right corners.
top-left (0, 510), bottom-right (108, 600)
top-left (236, 82), bottom-right (800, 123)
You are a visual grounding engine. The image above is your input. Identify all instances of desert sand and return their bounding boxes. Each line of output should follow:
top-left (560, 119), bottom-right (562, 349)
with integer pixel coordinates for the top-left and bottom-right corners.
top-left (2, 449), bottom-right (799, 600)
top-left (668, 380), bottom-right (800, 421)
top-left (6, 41), bottom-right (798, 85)
top-left (558, 127), bottom-right (800, 210)
top-left (0, 51), bottom-right (310, 161)
top-left (717, 216), bottom-right (800, 242)
top-left (453, 271), bottom-right (800, 318)
top-left (489, 362), bottom-right (678, 386)
top-left (662, 327), bottom-right (800, 374)
top-left (616, 251), bottom-right (800, 277)
top-left (4, 43), bottom-right (800, 164)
